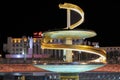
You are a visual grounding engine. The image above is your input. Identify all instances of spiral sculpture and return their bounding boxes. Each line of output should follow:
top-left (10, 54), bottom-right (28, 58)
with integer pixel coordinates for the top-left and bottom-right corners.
top-left (41, 3), bottom-right (106, 64)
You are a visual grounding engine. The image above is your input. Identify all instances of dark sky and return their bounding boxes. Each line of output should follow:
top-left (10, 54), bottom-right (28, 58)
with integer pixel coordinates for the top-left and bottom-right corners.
top-left (1, 0), bottom-right (120, 48)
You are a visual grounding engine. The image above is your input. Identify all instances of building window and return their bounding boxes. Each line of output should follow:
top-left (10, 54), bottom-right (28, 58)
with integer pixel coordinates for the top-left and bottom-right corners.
top-left (13, 44), bottom-right (15, 47)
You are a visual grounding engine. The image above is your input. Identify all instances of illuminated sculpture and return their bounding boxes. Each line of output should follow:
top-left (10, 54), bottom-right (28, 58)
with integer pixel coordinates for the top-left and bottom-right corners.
top-left (35, 3), bottom-right (107, 74)
top-left (41, 3), bottom-right (106, 63)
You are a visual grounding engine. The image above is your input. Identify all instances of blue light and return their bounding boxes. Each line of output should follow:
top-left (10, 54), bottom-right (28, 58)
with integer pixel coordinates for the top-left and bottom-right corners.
top-left (34, 64), bottom-right (105, 73)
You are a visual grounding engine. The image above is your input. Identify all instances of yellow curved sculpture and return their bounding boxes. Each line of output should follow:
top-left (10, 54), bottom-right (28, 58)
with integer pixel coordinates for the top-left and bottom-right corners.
top-left (41, 43), bottom-right (106, 63)
top-left (59, 3), bottom-right (84, 29)
top-left (41, 3), bottom-right (106, 64)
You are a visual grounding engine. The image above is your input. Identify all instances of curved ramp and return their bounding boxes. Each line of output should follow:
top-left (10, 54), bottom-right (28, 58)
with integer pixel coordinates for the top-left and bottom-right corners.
top-left (41, 42), bottom-right (106, 63)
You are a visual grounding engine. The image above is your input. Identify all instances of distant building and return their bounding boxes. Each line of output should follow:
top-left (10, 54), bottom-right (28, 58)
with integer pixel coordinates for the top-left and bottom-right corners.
top-left (3, 32), bottom-right (64, 60)
top-left (101, 47), bottom-right (120, 64)
top-left (3, 36), bottom-right (51, 59)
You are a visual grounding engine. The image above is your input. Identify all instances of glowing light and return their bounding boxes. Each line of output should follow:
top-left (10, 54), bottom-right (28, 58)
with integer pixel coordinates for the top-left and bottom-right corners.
top-left (33, 32), bottom-right (43, 38)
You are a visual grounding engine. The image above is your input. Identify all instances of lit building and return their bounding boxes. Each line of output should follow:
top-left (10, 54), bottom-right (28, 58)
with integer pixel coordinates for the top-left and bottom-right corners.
top-left (3, 35), bottom-right (63, 60)
top-left (101, 46), bottom-right (120, 64)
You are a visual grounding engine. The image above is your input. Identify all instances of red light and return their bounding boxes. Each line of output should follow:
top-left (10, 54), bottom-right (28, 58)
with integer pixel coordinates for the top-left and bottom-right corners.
top-left (38, 32), bottom-right (42, 35)
top-left (33, 32), bottom-right (42, 38)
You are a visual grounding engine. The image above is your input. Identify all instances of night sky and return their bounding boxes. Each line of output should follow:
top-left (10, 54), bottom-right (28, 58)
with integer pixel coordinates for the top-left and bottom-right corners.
top-left (1, 0), bottom-right (120, 49)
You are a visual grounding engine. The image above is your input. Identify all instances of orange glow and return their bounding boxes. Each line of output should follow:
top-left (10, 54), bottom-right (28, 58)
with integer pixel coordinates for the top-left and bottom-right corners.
top-left (24, 38), bottom-right (27, 42)
top-left (13, 38), bottom-right (21, 43)
top-left (33, 38), bottom-right (36, 43)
